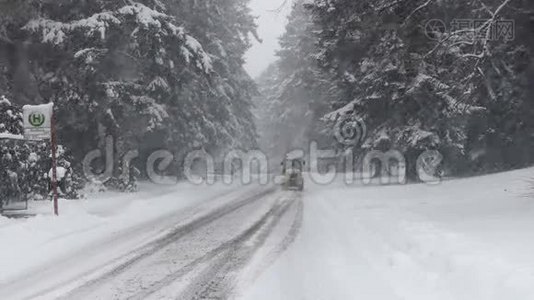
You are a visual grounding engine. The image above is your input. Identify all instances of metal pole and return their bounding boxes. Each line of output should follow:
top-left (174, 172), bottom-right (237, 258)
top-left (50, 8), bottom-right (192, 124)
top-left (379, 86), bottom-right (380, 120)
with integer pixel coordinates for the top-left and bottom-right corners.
top-left (51, 109), bottom-right (59, 216)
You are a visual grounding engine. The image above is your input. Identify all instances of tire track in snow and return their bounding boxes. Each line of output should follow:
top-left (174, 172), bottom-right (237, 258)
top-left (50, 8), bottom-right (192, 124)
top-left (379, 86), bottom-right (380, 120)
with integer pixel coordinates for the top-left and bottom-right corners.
top-left (236, 194), bottom-right (304, 292)
top-left (25, 186), bottom-right (276, 300)
top-left (172, 194), bottom-right (303, 300)
top-left (0, 186), bottom-right (245, 300)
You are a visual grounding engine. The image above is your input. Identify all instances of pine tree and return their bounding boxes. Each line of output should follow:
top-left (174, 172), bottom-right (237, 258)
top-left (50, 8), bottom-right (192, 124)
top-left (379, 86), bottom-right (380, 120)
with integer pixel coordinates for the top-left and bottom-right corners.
top-left (165, 0), bottom-right (260, 152)
top-left (306, 0), bottom-right (534, 178)
top-left (0, 0), bottom-right (263, 188)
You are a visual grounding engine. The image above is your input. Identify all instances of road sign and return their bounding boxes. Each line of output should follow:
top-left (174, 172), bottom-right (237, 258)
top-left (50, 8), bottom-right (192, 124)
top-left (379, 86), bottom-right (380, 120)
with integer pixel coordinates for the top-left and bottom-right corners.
top-left (22, 103), bottom-right (59, 215)
top-left (23, 103), bottom-right (53, 141)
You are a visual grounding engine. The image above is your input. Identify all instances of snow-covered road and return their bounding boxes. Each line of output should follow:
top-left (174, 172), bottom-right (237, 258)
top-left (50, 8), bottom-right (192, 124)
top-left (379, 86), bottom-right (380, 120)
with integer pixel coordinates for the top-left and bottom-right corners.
top-left (2, 168), bottom-right (534, 300)
top-left (0, 183), bottom-right (303, 300)
top-left (58, 190), bottom-right (302, 300)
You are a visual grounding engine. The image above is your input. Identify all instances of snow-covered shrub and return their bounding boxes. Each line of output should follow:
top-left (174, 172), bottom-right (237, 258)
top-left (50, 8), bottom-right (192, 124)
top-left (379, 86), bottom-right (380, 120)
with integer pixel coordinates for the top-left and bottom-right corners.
top-left (0, 97), bottom-right (81, 206)
top-left (0, 95), bottom-right (23, 138)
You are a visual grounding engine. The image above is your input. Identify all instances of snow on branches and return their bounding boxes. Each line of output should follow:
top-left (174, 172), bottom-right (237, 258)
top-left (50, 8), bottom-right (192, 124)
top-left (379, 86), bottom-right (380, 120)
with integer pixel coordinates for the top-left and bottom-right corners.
top-left (0, 95), bottom-right (23, 138)
top-left (23, 2), bottom-right (212, 73)
top-left (23, 12), bottom-right (120, 44)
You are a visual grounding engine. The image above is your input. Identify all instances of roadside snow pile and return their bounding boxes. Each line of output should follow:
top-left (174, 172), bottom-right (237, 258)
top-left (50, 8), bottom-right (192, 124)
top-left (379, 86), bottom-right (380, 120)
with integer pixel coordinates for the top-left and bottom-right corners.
top-left (241, 168), bottom-right (534, 300)
top-left (0, 208), bottom-right (103, 282)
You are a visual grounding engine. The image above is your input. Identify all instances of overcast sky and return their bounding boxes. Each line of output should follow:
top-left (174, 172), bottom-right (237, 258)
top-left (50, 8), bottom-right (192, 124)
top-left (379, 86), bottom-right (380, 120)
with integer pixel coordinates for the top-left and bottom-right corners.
top-left (244, 0), bottom-right (292, 79)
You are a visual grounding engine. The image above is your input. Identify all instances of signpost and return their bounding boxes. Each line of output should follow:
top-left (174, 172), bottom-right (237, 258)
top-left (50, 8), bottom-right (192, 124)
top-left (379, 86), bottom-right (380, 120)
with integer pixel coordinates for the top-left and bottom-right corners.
top-left (23, 103), bottom-right (58, 216)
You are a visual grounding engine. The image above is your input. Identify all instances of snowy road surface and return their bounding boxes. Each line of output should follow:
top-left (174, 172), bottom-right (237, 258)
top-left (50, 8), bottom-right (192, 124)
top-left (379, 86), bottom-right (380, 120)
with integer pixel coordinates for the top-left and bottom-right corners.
top-left (2, 168), bottom-right (534, 299)
top-left (0, 183), bottom-right (303, 300)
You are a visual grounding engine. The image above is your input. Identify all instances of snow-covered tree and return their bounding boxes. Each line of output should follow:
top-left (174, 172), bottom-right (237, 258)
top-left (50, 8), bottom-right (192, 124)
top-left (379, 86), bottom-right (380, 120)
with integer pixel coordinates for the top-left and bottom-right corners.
top-left (0, 0), bottom-right (261, 188)
top-left (305, 0), bottom-right (534, 178)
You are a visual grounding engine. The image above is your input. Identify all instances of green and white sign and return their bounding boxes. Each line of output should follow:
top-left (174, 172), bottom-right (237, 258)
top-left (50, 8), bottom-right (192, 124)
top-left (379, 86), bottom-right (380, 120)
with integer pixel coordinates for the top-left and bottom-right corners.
top-left (23, 103), bottom-right (54, 141)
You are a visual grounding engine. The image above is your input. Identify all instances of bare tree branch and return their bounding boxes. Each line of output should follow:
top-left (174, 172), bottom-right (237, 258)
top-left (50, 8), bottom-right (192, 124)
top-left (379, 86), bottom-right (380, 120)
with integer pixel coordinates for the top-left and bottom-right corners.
top-left (404, 0), bottom-right (434, 24)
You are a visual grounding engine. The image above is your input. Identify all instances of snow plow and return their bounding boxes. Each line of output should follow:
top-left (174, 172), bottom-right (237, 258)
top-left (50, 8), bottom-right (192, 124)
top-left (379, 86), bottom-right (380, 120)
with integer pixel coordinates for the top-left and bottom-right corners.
top-left (281, 157), bottom-right (305, 191)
